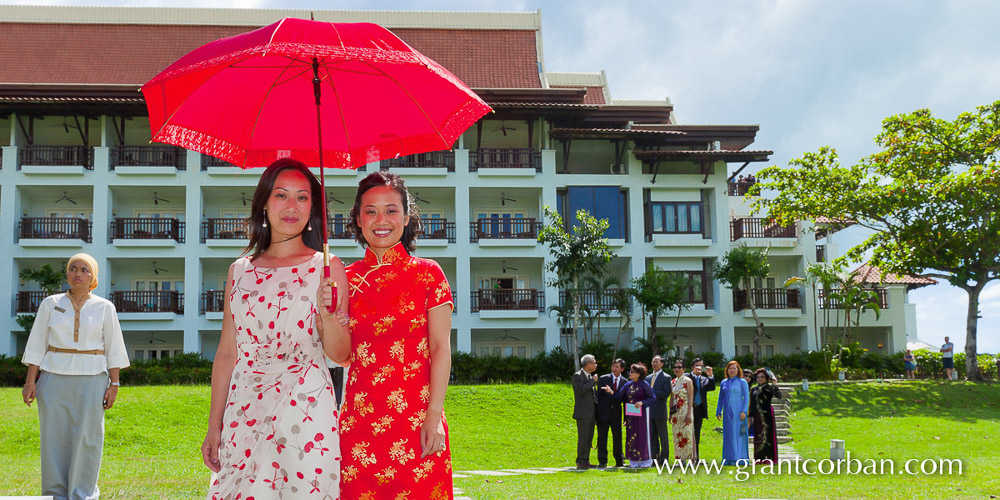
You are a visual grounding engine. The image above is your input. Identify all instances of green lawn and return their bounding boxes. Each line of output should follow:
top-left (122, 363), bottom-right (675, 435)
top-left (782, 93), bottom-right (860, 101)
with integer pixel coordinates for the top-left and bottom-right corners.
top-left (1, 381), bottom-right (997, 498)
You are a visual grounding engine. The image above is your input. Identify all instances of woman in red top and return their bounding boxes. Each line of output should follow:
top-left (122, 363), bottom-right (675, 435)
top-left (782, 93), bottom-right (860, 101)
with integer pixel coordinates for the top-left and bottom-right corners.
top-left (340, 171), bottom-right (454, 500)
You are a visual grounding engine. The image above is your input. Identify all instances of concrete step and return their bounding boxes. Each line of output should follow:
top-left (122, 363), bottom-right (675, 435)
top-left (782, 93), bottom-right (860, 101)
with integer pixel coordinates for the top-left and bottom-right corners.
top-left (778, 436), bottom-right (793, 444)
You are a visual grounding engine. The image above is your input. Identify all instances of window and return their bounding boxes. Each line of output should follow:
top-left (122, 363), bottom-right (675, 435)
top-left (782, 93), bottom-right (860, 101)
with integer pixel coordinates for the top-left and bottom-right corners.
top-left (736, 343), bottom-right (777, 358)
top-left (329, 210), bottom-right (350, 237)
top-left (560, 187), bottom-right (628, 239)
top-left (474, 210), bottom-right (527, 237)
top-left (220, 209), bottom-right (250, 219)
top-left (648, 201), bottom-right (702, 234)
top-left (476, 342), bottom-right (530, 358)
top-left (46, 210), bottom-right (92, 220)
top-left (133, 347), bottom-right (182, 361)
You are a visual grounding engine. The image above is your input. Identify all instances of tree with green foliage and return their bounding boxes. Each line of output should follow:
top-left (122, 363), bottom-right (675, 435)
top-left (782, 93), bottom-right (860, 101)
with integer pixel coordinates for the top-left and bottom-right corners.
top-left (714, 245), bottom-right (771, 366)
top-left (629, 265), bottom-right (691, 356)
top-left (751, 101), bottom-right (1000, 380)
top-left (582, 274), bottom-right (620, 348)
top-left (16, 264), bottom-right (67, 334)
top-left (539, 207), bottom-right (615, 370)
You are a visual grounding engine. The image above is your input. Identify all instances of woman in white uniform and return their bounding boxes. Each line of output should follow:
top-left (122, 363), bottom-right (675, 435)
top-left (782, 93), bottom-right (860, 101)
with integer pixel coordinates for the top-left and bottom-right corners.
top-left (21, 253), bottom-right (130, 500)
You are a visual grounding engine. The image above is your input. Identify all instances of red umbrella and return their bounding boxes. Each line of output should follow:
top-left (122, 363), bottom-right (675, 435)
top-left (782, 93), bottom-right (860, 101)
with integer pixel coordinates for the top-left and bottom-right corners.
top-left (141, 18), bottom-right (491, 306)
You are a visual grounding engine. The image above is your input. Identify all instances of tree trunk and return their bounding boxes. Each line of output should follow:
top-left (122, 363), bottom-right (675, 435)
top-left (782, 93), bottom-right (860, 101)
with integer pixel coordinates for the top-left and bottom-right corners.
top-left (672, 307), bottom-right (682, 344)
top-left (650, 314), bottom-right (659, 355)
top-left (614, 317), bottom-right (623, 359)
top-left (965, 283), bottom-right (985, 381)
top-left (571, 279), bottom-right (581, 371)
top-left (747, 285), bottom-right (763, 366)
top-left (812, 282), bottom-right (819, 351)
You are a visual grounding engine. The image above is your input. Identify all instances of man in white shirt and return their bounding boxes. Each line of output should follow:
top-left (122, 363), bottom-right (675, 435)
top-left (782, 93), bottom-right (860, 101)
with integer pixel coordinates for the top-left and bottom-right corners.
top-left (940, 337), bottom-right (955, 380)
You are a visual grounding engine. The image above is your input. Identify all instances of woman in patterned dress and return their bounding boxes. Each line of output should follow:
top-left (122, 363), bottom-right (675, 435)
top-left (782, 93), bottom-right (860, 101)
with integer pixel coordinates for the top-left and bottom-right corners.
top-left (340, 171), bottom-right (455, 499)
top-left (749, 368), bottom-right (781, 463)
top-left (202, 159), bottom-right (351, 500)
top-left (669, 359), bottom-right (696, 462)
top-left (609, 363), bottom-right (656, 469)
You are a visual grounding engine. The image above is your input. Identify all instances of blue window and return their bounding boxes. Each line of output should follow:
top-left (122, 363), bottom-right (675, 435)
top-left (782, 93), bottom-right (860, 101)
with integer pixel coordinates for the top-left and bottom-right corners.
top-left (562, 187), bottom-right (627, 239)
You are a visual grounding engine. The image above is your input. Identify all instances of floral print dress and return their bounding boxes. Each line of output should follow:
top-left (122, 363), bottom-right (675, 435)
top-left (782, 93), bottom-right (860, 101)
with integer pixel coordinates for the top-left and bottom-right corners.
top-left (341, 243), bottom-right (454, 500)
top-left (208, 252), bottom-right (341, 500)
top-left (670, 374), bottom-right (695, 462)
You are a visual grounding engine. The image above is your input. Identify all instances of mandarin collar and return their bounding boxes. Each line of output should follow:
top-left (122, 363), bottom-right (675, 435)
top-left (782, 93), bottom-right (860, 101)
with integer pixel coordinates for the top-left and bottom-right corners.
top-left (362, 242), bottom-right (408, 267)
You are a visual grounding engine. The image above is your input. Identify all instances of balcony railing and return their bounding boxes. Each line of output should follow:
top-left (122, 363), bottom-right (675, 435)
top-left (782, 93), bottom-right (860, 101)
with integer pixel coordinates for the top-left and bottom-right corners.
top-left (727, 181), bottom-right (757, 196)
top-left (111, 218), bottom-right (185, 243)
top-left (730, 218), bottom-right (796, 241)
top-left (382, 151), bottom-right (455, 171)
top-left (18, 145), bottom-right (93, 169)
top-left (16, 291), bottom-right (49, 313)
top-left (200, 155), bottom-right (236, 169)
top-left (201, 218), bottom-right (248, 242)
top-left (418, 220), bottom-right (456, 243)
top-left (471, 148), bottom-right (542, 172)
top-left (201, 290), bottom-right (226, 314)
top-left (18, 217), bottom-right (92, 242)
top-left (819, 288), bottom-right (889, 310)
top-left (558, 289), bottom-right (631, 313)
top-left (816, 244), bottom-right (826, 263)
top-left (471, 288), bottom-right (544, 312)
top-left (470, 218), bottom-right (541, 242)
top-left (733, 288), bottom-right (800, 311)
top-left (111, 145), bottom-right (186, 169)
top-left (327, 219), bottom-right (353, 239)
top-left (110, 290), bottom-right (184, 314)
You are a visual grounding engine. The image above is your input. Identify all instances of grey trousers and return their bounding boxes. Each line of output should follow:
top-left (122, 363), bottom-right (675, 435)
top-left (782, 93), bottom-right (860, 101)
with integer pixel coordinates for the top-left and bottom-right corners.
top-left (36, 372), bottom-right (106, 500)
top-left (575, 418), bottom-right (595, 465)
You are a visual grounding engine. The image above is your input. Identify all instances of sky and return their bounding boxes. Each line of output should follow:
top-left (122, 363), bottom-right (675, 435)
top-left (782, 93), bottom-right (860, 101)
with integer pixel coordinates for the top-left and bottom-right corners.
top-left (8, 0), bottom-right (1000, 353)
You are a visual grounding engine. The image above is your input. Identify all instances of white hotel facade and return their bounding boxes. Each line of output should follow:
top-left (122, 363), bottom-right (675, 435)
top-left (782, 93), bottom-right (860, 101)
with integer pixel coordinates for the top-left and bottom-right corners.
top-left (0, 6), bottom-right (926, 362)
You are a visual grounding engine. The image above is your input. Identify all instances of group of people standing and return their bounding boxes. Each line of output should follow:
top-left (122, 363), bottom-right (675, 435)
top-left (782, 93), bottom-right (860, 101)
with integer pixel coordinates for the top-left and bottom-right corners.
top-left (573, 355), bottom-right (783, 469)
top-left (21, 159), bottom-right (456, 500)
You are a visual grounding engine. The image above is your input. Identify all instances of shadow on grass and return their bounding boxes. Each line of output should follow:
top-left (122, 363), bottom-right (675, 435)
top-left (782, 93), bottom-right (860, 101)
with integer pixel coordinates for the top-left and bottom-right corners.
top-left (792, 381), bottom-right (1000, 421)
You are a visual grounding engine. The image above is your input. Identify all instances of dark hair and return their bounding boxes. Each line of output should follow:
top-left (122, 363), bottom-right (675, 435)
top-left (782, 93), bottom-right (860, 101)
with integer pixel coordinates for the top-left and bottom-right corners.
top-left (743, 369), bottom-right (753, 377)
top-left (692, 358), bottom-right (704, 366)
top-left (753, 368), bottom-right (769, 383)
top-left (672, 359), bottom-right (686, 369)
top-left (612, 358), bottom-right (626, 369)
top-left (724, 360), bottom-right (743, 379)
top-left (630, 363), bottom-right (648, 379)
top-left (244, 159), bottom-right (325, 260)
top-left (348, 171), bottom-right (421, 253)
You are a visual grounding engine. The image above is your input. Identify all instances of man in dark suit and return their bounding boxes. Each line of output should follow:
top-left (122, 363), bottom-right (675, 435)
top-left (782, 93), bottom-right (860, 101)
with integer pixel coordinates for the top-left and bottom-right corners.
top-left (572, 354), bottom-right (599, 469)
top-left (596, 358), bottom-right (626, 468)
top-left (686, 357), bottom-right (716, 458)
top-left (646, 355), bottom-right (671, 463)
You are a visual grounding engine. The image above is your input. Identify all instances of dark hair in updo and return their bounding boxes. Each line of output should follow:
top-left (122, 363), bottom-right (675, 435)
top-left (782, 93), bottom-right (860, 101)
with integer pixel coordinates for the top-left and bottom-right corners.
top-left (348, 171), bottom-right (421, 253)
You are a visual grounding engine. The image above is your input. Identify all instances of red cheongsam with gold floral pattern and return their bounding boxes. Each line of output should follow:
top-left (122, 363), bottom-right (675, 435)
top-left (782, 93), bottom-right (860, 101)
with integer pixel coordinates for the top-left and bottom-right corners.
top-left (340, 242), bottom-right (454, 500)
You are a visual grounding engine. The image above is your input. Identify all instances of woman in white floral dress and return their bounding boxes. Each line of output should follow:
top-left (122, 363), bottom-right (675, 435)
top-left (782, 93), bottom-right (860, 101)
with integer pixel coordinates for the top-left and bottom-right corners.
top-left (202, 159), bottom-right (351, 500)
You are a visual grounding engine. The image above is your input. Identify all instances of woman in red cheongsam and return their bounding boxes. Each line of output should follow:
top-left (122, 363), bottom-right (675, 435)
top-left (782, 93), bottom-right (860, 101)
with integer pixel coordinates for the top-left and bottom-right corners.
top-left (340, 171), bottom-right (454, 500)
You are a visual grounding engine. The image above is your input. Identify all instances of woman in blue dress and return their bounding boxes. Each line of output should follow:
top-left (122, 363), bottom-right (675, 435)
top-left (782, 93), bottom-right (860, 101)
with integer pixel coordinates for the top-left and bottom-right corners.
top-left (716, 360), bottom-right (750, 466)
top-left (606, 362), bottom-right (656, 468)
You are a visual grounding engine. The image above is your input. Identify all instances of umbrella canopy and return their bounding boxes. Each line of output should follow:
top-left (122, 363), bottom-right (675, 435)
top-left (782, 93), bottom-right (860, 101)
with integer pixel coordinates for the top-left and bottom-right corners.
top-left (141, 18), bottom-right (492, 168)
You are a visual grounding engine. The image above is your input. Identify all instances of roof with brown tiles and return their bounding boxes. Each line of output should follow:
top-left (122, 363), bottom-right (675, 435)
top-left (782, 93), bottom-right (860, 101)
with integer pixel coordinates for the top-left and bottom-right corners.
top-left (633, 149), bottom-right (773, 162)
top-left (551, 85), bottom-right (606, 104)
top-left (0, 22), bottom-right (542, 89)
top-left (850, 263), bottom-right (937, 289)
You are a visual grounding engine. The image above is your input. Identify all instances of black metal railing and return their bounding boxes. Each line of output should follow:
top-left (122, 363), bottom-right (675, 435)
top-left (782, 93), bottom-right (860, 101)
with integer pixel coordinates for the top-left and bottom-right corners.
top-left (819, 288), bottom-right (889, 310)
top-left (200, 155), bottom-right (236, 169)
top-left (730, 218), bottom-right (796, 241)
top-left (111, 145), bottom-right (185, 169)
top-left (418, 220), bottom-right (456, 243)
top-left (471, 288), bottom-right (544, 312)
top-left (382, 151), bottom-right (455, 171)
top-left (471, 148), bottom-right (542, 172)
top-left (201, 290), bottom-right (226, 314)
top-left (111, 218), bottom-right (185, 242)
top-left (470, 218), bottom-right (541, 242)
top-left (18, 145), bottom-right (93, 169)
top-left (727, 181), bottom-right (757, 196)
top-left (558, 289), bottom-right (632, 313)
top-left (110, 290), bottom-right (184, 314)
top-left (733, 288), bottom-right (800, 311)
top-left (327, 219), bottom-right (353, 239)
top-left (201, 219), bottom-right (248, 242)
top-left (18, 217), bottom-right (92, 242)
top-left (16, 291), bottom-right (49, 313)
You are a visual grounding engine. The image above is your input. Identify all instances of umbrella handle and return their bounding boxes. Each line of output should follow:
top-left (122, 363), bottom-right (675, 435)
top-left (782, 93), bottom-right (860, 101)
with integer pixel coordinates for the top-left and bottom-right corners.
top-left (324, 264), bottom-right (337, 314)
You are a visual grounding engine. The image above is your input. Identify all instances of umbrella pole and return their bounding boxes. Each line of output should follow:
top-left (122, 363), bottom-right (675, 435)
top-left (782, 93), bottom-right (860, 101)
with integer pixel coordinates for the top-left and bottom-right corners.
top-left (313, 57), bottom-right (336, 313)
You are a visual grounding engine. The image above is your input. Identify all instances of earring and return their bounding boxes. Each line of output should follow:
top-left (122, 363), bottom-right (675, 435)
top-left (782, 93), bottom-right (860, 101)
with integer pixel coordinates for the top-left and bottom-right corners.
top-left (262, 209), bottom-right (268, 228)
top-left (307, 223), bottom-right (312, 231)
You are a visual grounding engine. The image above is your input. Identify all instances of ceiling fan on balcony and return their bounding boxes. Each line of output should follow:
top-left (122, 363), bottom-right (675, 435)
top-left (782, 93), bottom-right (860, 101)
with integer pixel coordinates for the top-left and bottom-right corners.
top-left (147, 333), bottom-right (167, 344)
top-left (151, 262), bottom-right (169, 275)
top-left (411, 192), bottom-right (430, 205)
top-left (501, 261), bottom-right (518, 274)
top-left (326, 193), bottom-right (344, 205)
top-left (228, 192), bottom-right (249, 206)
top-left (500, 192), bottom-right (517, 206)
top-left (46, 116), bottom-right (82, 133)
top-left (54, 191), bottom-right (77, 205)
top-left (491, 120), bottom-right (517, 136)
top-left (152, 192), bottom-right (170, 205)
top-left (496, 329), bottom-right (520, 341)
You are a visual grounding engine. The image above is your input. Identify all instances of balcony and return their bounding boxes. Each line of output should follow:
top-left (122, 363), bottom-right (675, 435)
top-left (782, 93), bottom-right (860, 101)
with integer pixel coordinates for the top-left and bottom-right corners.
top-left (727, 181), bottom-right (757, 196)
top-left (201, 290), bottom-right (226, 315)
top-left (470, 218), bottom-right (541, 243)
top-left (730, 218), bottom-right (796, 241)
top-left (111, 145), bottom-right (186, 171)
top-left (18, 217), bottom-right (92, 243)
top-left (816, 244), bottom-right (826, 262)
top-left (201, 218), bottom-right (248, 243)
top-left (18, 145), bottom-right (93, 170)
top-left (471, 148), bottom-right (541, 173)
top-left (470, 288), bottom-right (544, 313)
top-left (733, 288), bottom-right (800, 311)
top-left (819, 288), bottom-right (889, 310)
top-left (111, 217), bottom-right (185, 244)
top-left (16, 291), bottom-right (48, 313)
top-left (418, 219), bottom-right (456, 244)
top-left (381, 151), bottom-right (455, 172)
top-left (558, 289), bottom-right (631, 314)
top-left (111, 290), bottom-right (184, 314)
